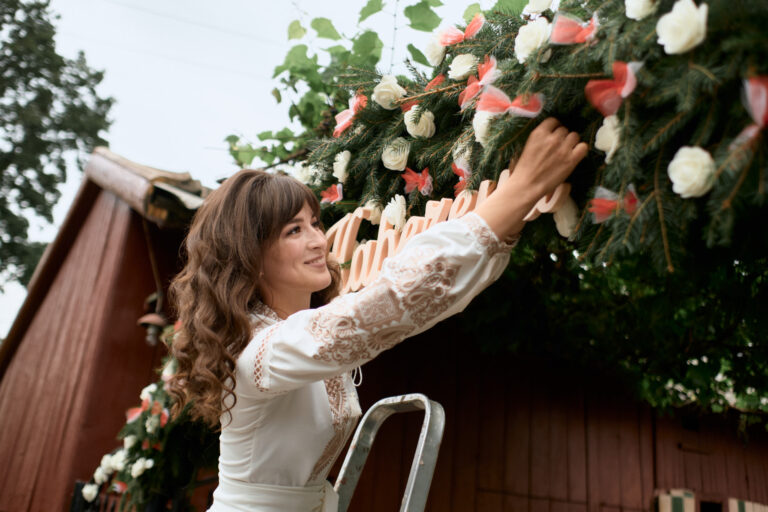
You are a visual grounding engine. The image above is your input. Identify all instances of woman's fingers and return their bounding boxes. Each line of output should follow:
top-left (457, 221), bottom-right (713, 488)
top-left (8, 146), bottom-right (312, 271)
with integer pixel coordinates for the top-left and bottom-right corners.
top-left (571, 142), bottom-right (589, 162)
top-left (537, 117), bottom-right (562, 134)
top-left (565, 131), bottom-right (581, 149)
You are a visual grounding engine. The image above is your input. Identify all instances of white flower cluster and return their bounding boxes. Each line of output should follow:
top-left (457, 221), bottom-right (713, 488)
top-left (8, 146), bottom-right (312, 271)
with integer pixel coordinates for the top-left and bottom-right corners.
top-left (291, 162), bottom-right (320, 186)
top-left (82, 483), bottom-right (99, 502)
top-left (139, 383), bottom-right (157, 402)
top-left (130, 457), bottom-right (155, 478)
top-left (624, 0), bottom-right (656, 20)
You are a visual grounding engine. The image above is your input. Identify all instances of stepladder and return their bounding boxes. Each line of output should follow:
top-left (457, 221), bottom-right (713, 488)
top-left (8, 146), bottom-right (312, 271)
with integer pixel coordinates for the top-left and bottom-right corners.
top-left (333, 393), bottom-right (445, 512)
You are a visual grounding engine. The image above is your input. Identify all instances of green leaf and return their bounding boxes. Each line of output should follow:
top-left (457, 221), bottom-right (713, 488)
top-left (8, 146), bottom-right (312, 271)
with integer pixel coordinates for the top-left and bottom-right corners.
top-left (287, 20), bottom-right (306, 40)
top-left (407, 44), bottom-right (430, 66)
top-left (325, 44), bottom-right (349, 55)
top-left (274, 127), bottom-right (295, 142)
top-left (271, 87), bottom-right (282, 103)
top-left (352, 30), bottom-right (383, 67)
top-left (403, 1), bottom-right (442, 32)
top-left (359, 0), bottom-right (384, 22)
top-left (257, 131), bottom-right (273, 141)
top-left (489, 0), bottom-right (527, 15)
top-left (224, 134), bottom-right (239, 145)
top-left (463, 3), bottom-right (482, 22)
top-left (426, 0), bottom-right (443, 5)
top-left (311, 17), bottom-right (342, 40)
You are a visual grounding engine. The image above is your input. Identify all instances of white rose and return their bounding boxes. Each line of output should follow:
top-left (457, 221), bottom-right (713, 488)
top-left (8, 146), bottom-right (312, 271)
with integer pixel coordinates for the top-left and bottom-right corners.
top-left (424, 37), bottom-right (446, 67)
top-left (131, 458), bottom-right (148, 478)
top-left (625, 0), bottom-right (656, 20)
top-left (99, 454), bottom-right (114, 474)
top-left (381, 137), bottom-right (410, 171)
top-left (111, 449), bottom-right (126, 471)
top-left (473, 110), bottom-right (499, 147)
top-left (123, 435), bottom-right (137, 451)
top-left (145, 415), bottom-right (160, 434)
top-left (332, 150), bottom-right (351, 183)
top-left (452, 142), bottom-right (472, 163)
top-left (523, 0), bottom-right (552, 14)
top-left (292, 162), bottom-right (318, 185)
top-left (515, 17), bottom-right (552, 64)
top-left (667, 146), bottom-right (715, 198)
top-left (139, 383), bottom-right (156, 401)
top-left (656, 0), bottom-right (707, 54)
top-left (82, 483), bottom-right (99, 503)
top-left (404, 106), bottom-right (436, 138)
top-left (383, 195), bottom-right (407, 231)
top-left (93, 466), bottom-right (108, 485)
top-left (553, 196), bottom-right (580, 238)
top-left (372, 75), bottom-right (407, 110)
top-left (364, 200), bottom-right (382, 225)
top-left (595, 115), bottom-right (621, 164)
top-left (448, 54), bottom-right (479, 80)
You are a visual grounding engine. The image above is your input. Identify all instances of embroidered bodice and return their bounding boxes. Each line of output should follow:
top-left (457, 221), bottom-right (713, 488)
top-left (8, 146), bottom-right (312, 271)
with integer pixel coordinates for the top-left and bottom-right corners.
top-left (211, 213), bottom-right (517, 508)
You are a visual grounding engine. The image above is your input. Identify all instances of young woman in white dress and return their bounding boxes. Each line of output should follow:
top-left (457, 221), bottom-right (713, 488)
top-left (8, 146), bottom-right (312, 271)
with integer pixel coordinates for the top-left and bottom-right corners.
top-left (168, 118), bottom-right (587, 511)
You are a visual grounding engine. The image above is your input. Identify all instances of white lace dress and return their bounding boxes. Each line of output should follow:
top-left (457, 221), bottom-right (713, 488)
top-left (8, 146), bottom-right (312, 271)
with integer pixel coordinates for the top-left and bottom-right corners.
top-left (209, 212), bottom-right (517, 512)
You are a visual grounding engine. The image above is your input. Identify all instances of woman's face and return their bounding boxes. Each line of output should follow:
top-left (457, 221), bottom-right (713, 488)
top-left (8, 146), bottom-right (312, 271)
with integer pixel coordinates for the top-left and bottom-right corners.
top-left (259, 203), bottom-right (332, 308)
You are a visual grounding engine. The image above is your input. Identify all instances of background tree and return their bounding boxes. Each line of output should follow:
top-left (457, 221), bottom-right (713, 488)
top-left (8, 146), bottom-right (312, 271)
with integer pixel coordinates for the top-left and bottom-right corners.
top-left (0, 0), bottom-right (112, 287)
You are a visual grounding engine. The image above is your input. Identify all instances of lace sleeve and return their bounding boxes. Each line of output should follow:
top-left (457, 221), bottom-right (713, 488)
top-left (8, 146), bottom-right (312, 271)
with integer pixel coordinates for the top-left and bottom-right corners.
top-left (237, 212), bottom-right (517, 396)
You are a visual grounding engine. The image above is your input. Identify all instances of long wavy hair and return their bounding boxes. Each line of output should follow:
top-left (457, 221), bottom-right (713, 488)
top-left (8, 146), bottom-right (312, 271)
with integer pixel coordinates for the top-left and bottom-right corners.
top-left (167, 169), bottom-right (340, 428)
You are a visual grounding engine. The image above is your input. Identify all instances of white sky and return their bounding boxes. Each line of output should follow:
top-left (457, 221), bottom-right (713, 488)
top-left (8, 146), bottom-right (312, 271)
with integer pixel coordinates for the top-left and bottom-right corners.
top-left (0, 0), bottom-right (495, 336)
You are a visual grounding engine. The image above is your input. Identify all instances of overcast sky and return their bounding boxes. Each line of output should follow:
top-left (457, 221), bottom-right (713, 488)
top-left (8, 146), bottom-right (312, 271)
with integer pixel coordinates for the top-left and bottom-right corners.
top-left (0, 0), bottom-right (494, 336)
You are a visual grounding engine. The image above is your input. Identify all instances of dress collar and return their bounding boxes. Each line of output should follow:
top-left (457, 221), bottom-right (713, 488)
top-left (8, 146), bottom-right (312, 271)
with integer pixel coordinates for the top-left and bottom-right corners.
top-left (251, 301), bottom-right (281, 329)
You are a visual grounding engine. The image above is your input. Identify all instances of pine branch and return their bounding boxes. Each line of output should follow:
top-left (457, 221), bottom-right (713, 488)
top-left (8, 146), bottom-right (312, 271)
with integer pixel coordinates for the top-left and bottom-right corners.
top-left (653, 150), bottom-right (675, 273)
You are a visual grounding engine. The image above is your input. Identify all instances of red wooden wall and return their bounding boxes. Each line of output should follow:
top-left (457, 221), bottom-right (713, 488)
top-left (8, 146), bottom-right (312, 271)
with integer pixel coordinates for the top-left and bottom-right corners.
top-left (343, 320), bottom-right (768, 512)
top-left (0, 187), bottom-right (183, 512)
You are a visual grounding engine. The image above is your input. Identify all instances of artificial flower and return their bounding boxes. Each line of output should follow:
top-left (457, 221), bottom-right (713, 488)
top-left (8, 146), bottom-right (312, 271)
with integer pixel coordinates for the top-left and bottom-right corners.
top-left (82, 483), bottom-right (98, 503)
top-left (667, 146), bottom-right (715, 198)
top-left (383, 195), bottom-right (407, 231)
top-left (625, 0), bottom-right (656, 20)
top-left (424, 37), bottom-right (446, 66)
top-left (381, 137), bottom-right (410, 171)
top-left (332, 150), bottom-right (351, 183)
top-left (372, 75), bottom-right (407, 110)
top-left (656, 0), bottom-right (707, 54)
top-left (515, 17), bottom-right (552, 64)
top-left (448, 54), bottom-right (480, 80)
top-left (363, 200), bottom-right (382, 225)
top-left (553, 196), bottom-right (580, 238)
top-left (595, 115), bottom-right (621, 163)
top-left (404, 106), bottom-right (436, 138)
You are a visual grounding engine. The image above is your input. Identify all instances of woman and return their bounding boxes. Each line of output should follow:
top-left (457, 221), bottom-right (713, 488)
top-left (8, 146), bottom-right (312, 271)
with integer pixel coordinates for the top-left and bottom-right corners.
top-left (168, 118), bottom-right (587, 511)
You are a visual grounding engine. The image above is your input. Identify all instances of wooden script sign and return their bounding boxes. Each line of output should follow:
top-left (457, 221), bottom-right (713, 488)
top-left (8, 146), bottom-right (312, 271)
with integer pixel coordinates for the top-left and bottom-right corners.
top-left (326, 169), bottom-right (571, 293)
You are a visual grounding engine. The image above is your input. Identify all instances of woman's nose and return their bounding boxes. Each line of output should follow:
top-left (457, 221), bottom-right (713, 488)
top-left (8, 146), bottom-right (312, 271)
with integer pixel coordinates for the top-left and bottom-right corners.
top-left (308, 228), bottom-right (327, 250)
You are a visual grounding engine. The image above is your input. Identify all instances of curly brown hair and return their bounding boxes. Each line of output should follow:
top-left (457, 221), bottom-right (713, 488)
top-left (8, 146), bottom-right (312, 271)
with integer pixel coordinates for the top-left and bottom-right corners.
top-left (167, 169), bottom-right (340, 428)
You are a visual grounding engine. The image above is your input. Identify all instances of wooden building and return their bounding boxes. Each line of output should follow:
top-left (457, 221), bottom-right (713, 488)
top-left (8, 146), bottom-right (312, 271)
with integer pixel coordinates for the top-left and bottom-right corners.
top-left (0, 150), bottom-right (766, 512)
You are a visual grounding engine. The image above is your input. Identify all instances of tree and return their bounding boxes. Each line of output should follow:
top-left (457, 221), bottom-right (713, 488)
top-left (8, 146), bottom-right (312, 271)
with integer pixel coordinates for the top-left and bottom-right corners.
top-left (0, 0), bottom-right (112, 287)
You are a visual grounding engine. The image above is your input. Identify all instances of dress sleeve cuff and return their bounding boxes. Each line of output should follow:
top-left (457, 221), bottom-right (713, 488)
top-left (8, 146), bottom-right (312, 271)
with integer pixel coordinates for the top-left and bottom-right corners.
top-left (458, 212), bottom-right (521, 257)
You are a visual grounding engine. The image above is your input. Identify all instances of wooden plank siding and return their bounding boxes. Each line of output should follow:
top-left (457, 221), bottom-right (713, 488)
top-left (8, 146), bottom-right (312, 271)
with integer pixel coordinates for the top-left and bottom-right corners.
top-left (350, 326), bottom-right (768, 512)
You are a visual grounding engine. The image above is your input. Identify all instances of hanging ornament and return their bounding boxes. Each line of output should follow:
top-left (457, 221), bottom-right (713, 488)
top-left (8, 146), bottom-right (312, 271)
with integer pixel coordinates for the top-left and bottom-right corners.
top-left (477, 85), bottom-right (545, 117)
top-left (585, 61), bottom-right (642, 117)
top-left (729, 76), bottom-right (768, 150)
top-left (550, 13), bottom-right (599, 45)
top-left (438, 13), bottom-right (486, 46)
top-left (458, 55), bottom-right (500, 110)
top-left (320, 183), bottom-right (343, 204)
top-left (402, 168), bottom-right (433, 196)
top-left (452, 158), bottom-right (472, 196)
top-left (333, 94), bottom-right (367, 137)
top-left (588, 185), bottom-right (639, 223)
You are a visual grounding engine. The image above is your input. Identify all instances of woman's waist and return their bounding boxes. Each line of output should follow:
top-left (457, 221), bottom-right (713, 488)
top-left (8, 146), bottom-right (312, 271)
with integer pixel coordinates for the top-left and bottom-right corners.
top-left (210, 477), bottom-right (337, 511)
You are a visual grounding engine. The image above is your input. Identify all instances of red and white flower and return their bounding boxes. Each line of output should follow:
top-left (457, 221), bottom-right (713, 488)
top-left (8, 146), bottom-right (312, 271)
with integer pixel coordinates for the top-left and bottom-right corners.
top-left (477, 85), bottom-right (545, 118)
top-left (550, 13), bottom-right (598, 45)
top-left (458, 55), bottom-right (500, 110)
top-left (588, 185), bottom-right (639, 223)
top-left (452, 158), bottom-right (472, 196)
top-left (438, 13), bottom-right (485, 46)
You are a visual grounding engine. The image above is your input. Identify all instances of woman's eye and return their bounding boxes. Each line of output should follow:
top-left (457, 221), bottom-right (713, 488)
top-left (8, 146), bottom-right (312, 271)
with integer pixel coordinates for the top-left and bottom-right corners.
top-left (312, 220), bottom-right (321, 229)
top-left (287, 226), bottom-right (299, 235)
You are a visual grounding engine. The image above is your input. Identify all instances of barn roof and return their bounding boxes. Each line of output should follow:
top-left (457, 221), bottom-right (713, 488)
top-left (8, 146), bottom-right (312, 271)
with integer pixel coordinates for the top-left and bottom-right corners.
top-left (0, 147), bottom-right (210, 379)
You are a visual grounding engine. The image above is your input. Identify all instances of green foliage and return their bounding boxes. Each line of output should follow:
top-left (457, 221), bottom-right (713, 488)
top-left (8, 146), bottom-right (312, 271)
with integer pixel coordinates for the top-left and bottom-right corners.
top-left (0, 0), bottom-right (112, 288)
top-left (463, 3), bottom-right (483, 22)
top-left (287, 20), bottom-right (307, 40)
top-left (359, 0), bottom-right (385, 22)
top-left (225, 0), bottom-right (768, 423)
top-left (403, 1), bottom-right (442, 31)
top-left (311, 17), bottom-right (342, 40)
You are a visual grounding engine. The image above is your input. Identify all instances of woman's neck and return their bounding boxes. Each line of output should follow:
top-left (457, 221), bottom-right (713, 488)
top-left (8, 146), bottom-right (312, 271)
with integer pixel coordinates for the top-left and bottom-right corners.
top-left (263, 292), bottom-right (311, 320)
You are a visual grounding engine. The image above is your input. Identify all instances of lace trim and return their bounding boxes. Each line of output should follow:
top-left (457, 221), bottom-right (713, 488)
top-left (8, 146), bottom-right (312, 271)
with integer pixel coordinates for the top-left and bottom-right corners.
top-left (307, 250), bottom-right (459, 366)
top-left (252, 325), bottom-right (279, 392)
top-left (459, 212), bottom-right (520, 256)
top-left (308, 376), bottom-right (355, 482)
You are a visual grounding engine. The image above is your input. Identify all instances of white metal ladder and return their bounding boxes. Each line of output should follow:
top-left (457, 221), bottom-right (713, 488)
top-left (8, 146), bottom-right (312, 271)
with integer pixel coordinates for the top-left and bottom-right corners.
top-left (333, 393), bottom-right (445, 512)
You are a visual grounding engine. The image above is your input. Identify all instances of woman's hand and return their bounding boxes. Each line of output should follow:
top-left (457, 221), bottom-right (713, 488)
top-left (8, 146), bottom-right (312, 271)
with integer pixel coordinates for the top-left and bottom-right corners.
top-left (507, 117), bottom-right (588, 200)
top-left (474, 117), bottom-right (588, 241)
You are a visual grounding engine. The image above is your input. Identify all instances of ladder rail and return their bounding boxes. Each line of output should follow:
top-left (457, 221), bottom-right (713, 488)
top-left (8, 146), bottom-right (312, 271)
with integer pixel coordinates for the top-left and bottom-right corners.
top-left (333, 393), bottom-right (445, 512)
